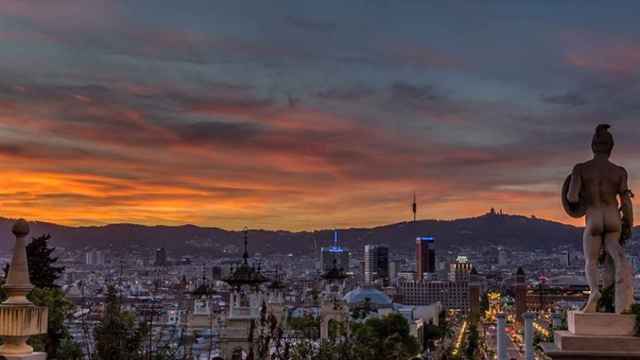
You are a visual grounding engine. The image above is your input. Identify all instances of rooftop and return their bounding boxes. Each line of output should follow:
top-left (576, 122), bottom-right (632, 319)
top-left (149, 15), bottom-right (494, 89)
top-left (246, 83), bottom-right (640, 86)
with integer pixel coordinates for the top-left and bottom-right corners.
top-left (343, 287), bottom-right (392, 306)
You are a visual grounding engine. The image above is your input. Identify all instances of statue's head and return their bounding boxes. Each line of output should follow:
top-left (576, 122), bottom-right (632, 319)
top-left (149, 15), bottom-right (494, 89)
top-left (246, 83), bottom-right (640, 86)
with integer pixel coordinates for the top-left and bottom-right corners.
top-left (592, 124), bottom-right (614, 156)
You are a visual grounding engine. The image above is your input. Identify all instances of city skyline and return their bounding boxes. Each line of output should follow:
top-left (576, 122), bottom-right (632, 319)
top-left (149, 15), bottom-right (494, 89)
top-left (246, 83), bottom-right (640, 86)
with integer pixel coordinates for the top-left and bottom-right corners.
top-left (1, 1), bottom-right (640, 230)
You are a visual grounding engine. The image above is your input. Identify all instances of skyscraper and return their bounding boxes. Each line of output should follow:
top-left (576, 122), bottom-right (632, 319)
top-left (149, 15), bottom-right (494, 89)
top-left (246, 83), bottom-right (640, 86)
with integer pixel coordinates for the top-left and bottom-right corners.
top-left (497, 247), bottom-right (508, 266)
top-left (85, 250), bottom-right (105, 266)
top-left (364, 244), bottom-right (389, 284)
top-left (416, 236), bottom-right (435, 281)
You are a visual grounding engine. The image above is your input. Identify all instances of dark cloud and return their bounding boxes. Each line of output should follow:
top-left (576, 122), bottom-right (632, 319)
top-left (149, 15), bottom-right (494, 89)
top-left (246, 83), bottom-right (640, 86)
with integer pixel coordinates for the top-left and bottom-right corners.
top-left (316, 85), bottom-right (376, 101)
top-left (172, 120), bottom-right (266, 146)
top-left (0, 140), bottom-right (129, 162)
top-left (184, 96), bottom-right (276, 116)
top-left (390, 82), bottom-right (439, 102)
top-left (285, 16), bottom-right (337, 33)
top-left (542, 92), bottom-right (588, 107)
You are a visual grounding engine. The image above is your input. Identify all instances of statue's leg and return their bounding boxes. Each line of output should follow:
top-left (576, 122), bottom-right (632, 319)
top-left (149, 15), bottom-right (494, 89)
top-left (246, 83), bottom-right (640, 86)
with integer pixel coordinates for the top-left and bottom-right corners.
top-left (602, 253), bottom-right (615, 288)
top-left (583, 228), bottom-right (602, 312)
top-left (603, 234), bottom-right (634, 313)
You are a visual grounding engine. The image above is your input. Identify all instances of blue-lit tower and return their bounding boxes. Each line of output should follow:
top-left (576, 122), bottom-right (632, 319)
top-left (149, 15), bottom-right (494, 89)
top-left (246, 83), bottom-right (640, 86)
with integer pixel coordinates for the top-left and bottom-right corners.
top-left (320, 230), bottom-right (350, 273)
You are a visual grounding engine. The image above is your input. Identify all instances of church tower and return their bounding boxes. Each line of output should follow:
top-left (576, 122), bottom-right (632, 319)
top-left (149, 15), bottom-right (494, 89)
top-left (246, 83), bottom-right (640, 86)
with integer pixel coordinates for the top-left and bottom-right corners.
top-left (219, 229), bottom-right (267, 360)
top-left (266, 267), bottom-right (287, 325)
top-left (319, 259), bottom-right (350, 340)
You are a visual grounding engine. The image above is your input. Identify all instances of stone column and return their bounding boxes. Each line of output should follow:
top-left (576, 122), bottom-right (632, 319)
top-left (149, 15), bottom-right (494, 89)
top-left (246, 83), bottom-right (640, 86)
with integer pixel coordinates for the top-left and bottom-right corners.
top-left (0, 219), bottom-right (48, 359)
top-left (496, 312), bottom-right (507, 360)
top-left (523, 312), bottom-right (535, 360)
top-left (551, 312), bottom-right (562, 329)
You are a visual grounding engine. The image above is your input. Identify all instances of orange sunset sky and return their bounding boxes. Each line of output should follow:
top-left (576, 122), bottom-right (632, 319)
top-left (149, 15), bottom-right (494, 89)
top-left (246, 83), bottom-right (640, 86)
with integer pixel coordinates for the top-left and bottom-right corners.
top-left (0, 1), bottom-right (639, 230)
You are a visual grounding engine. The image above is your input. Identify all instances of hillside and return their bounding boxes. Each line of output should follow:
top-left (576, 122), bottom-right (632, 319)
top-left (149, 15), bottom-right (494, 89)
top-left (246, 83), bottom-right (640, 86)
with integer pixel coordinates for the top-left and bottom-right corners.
top-left (0, 212), bottom-right (585, 255)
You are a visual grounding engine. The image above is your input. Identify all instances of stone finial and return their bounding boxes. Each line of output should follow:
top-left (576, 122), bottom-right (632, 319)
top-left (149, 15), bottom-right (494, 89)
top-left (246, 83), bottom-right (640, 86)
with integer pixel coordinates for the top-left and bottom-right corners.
top-left (4, 219), bottom-right (34, 305)
top-left (11, 219), bottom-right (29, 238)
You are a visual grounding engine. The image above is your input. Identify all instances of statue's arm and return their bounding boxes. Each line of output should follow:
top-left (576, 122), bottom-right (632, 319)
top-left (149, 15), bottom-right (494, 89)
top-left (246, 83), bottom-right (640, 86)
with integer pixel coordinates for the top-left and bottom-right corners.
top-left (620, 168), bottom-right (633, 228)
top-left (567, 164), bottom-right (582, 203)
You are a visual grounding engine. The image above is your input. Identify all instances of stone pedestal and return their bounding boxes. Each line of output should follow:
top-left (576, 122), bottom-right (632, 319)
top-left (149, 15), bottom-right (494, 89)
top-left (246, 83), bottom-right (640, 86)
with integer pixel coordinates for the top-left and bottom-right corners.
top-left (2, 352), bottom-right (47, 360)
top-left (542, 311), bottom-right (640, 359)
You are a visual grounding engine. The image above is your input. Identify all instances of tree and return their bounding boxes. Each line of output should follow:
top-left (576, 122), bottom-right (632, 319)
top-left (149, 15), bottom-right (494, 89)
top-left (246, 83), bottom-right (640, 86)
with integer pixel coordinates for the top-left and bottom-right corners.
top-left (438, 310), bottom-right (454, 339)
top-left (57, 337), bottom-right (84, 360)
top-left (0, 279), bottom-right (5, 302)
top-left (422, 322), bottom-right (443, 352)
top-left (3, 234), bottom-right (65, 289)
top-left (94, 285), bottom-right (147, 360)
top-left (479, 293), bottom-right (489, 314)
top-left (27, 234), bottom-right (64, 288)
top-left (287, 312), bottom-right (421, 360)
top-left (288, 315), bottom-right (321, 340)
top-left (465, 321), bottom-right (479, 359)
top-left (28, 287), bottom-right (81, 358)
top-left (349, 313), bottom-right (420, 360)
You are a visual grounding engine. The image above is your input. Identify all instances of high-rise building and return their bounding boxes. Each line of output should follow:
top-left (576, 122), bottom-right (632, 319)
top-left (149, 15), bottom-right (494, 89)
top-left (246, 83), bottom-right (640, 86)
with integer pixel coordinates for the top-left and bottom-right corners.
top-left (497, 247), bottom-right (508, 266)
top-left (399, 258), bottom-right (483, 313)
top-left (561, 250), bottom-right (570, 267)
top-left (416, 236), bottom-right (436, 281)
top-left (364, 244), bottom-right (389, 284)
top-left (449, 256), bottom-right (473, 282)
top-left (155, 247), bottom-right (168, 267)
top-left (320, 231), bottom-right (350, 273)
top-left (469, 268), bottom-right (482, 318)
top-left (85, 250), bottom-right (105, 266)
top-left (95, 250), bottom-right (105, 266)
top-left (398, 279), bottom-right (470, 311)
top-left (389, 260), bottom-right (400, 282)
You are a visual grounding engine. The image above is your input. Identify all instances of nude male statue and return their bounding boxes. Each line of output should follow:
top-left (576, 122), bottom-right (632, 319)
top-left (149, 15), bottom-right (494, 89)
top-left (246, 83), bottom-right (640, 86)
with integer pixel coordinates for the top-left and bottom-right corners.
top-left (564, 124), bottom-right (634, 313)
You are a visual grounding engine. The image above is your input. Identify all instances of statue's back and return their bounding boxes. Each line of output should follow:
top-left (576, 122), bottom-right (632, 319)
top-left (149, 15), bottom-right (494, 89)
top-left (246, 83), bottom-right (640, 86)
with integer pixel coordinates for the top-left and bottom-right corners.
top-left (578, 159), bottom-right (624, 208)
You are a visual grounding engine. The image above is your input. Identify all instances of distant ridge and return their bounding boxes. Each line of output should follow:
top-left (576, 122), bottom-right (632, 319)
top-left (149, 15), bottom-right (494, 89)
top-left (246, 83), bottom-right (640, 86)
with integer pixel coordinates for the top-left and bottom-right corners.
top-left (0, 212), bottom-right (589, 255)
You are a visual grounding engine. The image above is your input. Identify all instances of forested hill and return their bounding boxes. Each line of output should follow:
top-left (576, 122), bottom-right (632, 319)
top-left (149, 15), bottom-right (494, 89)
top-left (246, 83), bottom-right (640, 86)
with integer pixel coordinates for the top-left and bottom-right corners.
top-left (0, 212), bottom-right (584, 255)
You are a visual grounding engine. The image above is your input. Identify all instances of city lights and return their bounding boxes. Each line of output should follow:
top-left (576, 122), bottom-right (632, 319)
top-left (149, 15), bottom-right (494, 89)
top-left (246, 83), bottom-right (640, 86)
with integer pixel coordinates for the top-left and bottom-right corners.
top-left (533, 321), bottom-right (550, 338)
top-left (451, 320), bottom-right (468, 357)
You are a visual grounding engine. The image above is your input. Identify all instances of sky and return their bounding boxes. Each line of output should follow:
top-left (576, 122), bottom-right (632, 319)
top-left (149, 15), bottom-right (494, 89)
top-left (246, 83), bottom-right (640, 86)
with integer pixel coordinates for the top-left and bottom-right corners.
top-left (1, 1), bottom-right (640, 230)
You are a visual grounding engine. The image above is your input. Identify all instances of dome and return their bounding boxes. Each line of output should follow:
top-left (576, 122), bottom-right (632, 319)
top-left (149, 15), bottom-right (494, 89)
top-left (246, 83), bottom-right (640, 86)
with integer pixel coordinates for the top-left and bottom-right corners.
top-left (343, 287), bottom-right (392, 307)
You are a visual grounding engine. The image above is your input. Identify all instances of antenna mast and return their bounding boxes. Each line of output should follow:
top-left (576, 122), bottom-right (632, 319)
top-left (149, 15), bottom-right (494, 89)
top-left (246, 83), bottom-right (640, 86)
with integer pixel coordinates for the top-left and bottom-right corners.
top-left (412, 192), bottom-right (417, 223)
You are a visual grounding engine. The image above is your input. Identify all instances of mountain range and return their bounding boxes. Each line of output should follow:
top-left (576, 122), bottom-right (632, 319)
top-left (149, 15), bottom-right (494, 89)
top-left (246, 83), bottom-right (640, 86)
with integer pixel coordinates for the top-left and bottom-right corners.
top-left (0, 212), bottom-right (586, 256)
